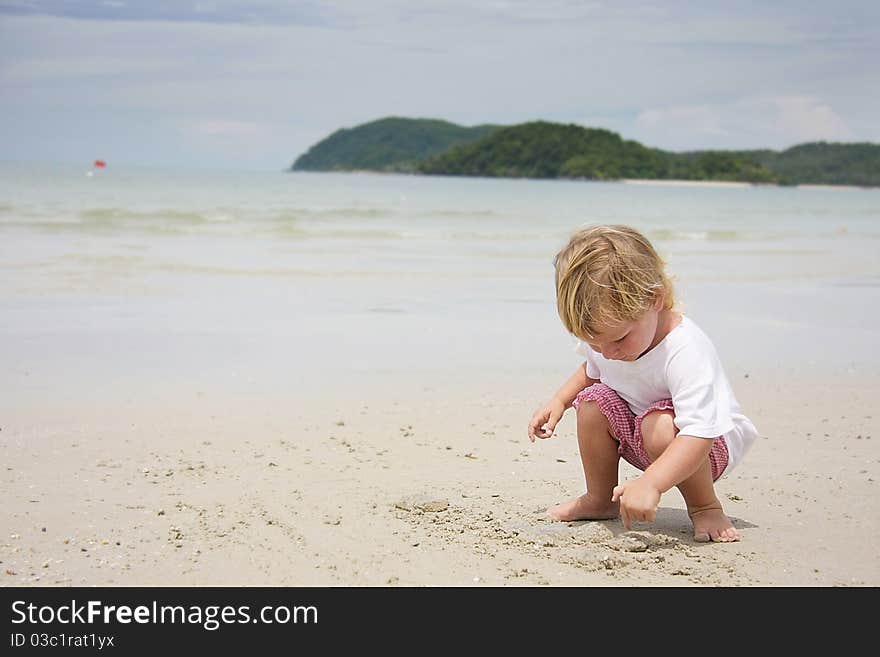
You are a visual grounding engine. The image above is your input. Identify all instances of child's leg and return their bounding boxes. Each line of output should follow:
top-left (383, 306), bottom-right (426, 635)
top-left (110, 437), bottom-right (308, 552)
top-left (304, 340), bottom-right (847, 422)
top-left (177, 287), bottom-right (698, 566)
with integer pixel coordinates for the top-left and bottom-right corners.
top-left (640, 411), bottom-right (739, 542)
top-left (548, 401), bottom-right (621, 521)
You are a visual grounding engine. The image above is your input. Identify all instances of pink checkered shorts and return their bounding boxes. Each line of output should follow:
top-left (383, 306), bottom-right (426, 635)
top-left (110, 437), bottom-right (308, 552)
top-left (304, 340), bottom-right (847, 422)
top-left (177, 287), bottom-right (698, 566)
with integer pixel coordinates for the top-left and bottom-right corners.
top-left (572, 383), bottom-right (729, 481)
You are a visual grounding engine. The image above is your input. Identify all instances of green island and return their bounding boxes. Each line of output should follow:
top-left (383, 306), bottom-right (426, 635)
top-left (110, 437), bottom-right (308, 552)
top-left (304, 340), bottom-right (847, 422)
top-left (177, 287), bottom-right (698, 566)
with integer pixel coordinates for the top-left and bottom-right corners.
top-left (291, 117), bottom-right (880, 187)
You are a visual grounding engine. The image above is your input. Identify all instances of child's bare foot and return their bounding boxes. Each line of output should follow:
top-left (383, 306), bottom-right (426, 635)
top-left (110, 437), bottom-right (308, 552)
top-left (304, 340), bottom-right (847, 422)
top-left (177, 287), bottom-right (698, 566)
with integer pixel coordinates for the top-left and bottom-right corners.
top-left (688, 503), bottom-right (740, 542)
top-left (547, 493), bottom-right (619, 521)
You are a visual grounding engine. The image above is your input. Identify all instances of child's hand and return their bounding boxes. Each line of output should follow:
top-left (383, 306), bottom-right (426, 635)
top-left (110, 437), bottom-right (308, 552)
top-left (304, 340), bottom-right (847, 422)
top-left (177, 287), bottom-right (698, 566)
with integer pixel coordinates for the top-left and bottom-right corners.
top-left (611, 477), bottom-right (661, 530)
top-left (528, 398), bottom-right (566, 443)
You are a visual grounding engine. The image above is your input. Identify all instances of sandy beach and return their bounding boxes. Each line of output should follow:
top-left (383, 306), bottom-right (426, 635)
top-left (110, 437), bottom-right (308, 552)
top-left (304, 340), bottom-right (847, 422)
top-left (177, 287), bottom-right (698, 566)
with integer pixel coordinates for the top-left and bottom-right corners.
top-left (2, 367), bottom-right (877, 588)
top-left (622, 179), bottom-right (754, 189)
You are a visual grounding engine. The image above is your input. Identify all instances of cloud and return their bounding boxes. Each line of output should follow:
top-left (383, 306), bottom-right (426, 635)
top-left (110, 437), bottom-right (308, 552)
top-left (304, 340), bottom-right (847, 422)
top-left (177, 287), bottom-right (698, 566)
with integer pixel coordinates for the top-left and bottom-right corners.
top-left (1, 55), bottom-right (175, 80)
top-left (0, 0), bottom-right (338, 26)
top-left (637, 106), bottom-right (726, 138)
top-left (746, 96), bottom-right (854, 143)
top-left (634, 96), bottom-right (854, 150)
top-left (189, 119), bottom-right (265, 137)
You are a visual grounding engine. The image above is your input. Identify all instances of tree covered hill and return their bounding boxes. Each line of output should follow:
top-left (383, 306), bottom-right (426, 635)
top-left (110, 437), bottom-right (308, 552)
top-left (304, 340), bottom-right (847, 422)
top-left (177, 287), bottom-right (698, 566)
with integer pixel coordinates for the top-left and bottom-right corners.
top-left (417, 121), bottom-right (778, 183)
top-left (418, 121), bottom-right (663, 179)
top-left (291, 117), bottom-right (501, 172)
top-left (291, 117), bottom-right (880, 186)
top-left (735, 142), bottom-right (880, 186)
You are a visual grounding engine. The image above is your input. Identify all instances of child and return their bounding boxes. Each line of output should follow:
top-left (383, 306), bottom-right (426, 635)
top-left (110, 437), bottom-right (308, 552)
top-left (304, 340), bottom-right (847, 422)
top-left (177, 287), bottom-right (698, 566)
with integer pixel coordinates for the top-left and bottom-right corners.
top-left (527, 225), bottom-right (758, 542)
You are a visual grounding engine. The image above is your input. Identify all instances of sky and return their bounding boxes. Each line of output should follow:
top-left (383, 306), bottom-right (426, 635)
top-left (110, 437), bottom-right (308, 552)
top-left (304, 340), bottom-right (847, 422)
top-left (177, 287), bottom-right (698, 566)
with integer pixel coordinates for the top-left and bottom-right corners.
top-left (1, 1), bottom-right (878, 170)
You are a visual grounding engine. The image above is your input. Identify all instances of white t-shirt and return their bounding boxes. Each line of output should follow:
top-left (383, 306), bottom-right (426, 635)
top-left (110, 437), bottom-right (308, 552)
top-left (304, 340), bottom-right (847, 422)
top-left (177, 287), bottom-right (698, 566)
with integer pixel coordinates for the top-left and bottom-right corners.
top-left (574, 315), bottom-right (758, 476)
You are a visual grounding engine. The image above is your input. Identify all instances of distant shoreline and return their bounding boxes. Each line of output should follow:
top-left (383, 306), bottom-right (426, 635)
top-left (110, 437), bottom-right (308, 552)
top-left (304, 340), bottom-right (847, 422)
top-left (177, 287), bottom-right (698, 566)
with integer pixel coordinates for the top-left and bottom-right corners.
top-left (793, 183), bottom-right (875, 191)
top-left (622, 178), bottom-right (752, 189)
top-left (290, 169), bottom-right (876, 190)
top-left (622, 178), bottom-right (876, 191)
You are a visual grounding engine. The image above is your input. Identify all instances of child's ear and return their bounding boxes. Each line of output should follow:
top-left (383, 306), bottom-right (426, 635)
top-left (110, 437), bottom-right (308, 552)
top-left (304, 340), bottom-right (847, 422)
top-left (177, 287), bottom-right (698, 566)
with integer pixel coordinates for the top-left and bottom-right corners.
top-left (652, 292), bottom-right (665, 311)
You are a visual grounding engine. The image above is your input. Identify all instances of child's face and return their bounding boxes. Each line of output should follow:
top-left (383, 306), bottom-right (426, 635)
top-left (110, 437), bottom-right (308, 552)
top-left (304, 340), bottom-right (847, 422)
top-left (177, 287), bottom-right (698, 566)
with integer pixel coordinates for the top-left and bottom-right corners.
top-left (585, 300), bottom-right (663, 362)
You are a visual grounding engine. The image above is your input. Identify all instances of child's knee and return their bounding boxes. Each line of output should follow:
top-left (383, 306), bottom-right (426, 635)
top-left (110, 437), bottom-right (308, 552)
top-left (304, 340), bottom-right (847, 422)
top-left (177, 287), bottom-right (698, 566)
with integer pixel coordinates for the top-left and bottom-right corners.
top-left (641, 410), bottom-right (677, 460)
top-left (576, 400), bottom-right (609, 430)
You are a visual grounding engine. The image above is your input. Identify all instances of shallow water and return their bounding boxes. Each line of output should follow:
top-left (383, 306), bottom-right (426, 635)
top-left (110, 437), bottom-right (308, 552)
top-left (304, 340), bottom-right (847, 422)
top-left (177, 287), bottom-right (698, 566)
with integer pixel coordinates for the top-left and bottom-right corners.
top-left (1, 163), bottom-right (878, 407)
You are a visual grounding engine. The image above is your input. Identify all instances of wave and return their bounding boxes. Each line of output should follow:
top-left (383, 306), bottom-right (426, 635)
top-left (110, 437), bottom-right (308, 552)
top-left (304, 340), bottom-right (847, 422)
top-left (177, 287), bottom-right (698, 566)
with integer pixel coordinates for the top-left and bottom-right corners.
top-left (2, 206), bottom-right (240, 231)
top-left (3, 202), bottom-right (877, 244)
top-left (80, 208), bottom-right (236, 225)
top-left (648, 228), bottom-right (788, 242)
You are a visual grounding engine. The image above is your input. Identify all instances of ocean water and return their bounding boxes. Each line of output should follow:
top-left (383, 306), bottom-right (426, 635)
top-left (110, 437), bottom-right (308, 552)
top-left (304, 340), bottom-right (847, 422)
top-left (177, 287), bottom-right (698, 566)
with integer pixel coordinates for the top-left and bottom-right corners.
top-left (1, 162), bottom-right (878, 407)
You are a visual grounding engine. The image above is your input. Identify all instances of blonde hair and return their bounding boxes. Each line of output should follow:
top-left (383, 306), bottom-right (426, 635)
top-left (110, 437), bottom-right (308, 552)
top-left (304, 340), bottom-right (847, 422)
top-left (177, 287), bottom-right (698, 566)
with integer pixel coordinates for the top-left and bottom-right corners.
top-left (554, 224), bottom-right (675, 340)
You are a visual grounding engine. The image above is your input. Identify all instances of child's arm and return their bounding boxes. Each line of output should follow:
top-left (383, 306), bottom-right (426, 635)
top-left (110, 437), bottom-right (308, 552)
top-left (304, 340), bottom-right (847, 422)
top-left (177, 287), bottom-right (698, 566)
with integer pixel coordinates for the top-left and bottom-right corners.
top-left (611, 435), bottom-right (713, 529)
top-left (528, 364), bottom-right (598, 442)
